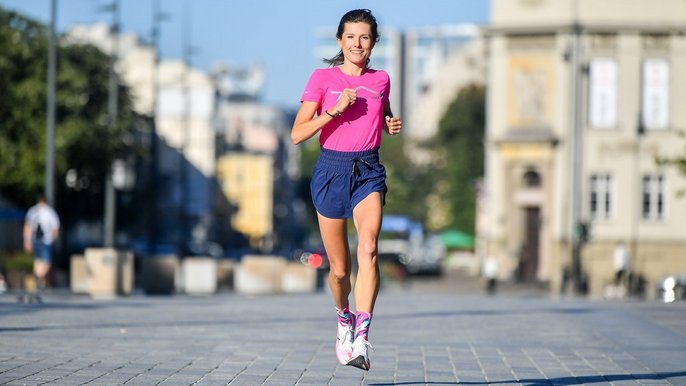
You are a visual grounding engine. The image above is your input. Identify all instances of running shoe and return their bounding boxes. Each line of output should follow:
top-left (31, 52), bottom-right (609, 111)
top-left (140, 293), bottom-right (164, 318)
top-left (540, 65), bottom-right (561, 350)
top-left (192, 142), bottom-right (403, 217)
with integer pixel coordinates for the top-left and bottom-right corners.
top-left (335, 319), bottom-right (355, 365)
top-left (347, 336), bottom-right (373, 371)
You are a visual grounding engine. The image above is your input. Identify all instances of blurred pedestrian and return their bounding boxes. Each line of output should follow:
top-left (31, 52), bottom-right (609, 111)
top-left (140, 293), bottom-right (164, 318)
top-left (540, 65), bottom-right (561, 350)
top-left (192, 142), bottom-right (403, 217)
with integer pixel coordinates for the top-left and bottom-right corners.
top-left (291, 8), bottom-right (402, 371)
top-left (483, 256), bottom-right (498, 295)
top-left (23, 192), bottom-right (60, 290)
top-left (613, 241), bottom-right (630, 297)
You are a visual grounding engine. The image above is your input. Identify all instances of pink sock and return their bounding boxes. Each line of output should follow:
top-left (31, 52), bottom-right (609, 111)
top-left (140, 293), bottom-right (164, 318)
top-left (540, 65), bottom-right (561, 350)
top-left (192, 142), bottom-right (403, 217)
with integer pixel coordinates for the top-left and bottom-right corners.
top-left (336, 305), bottom-right (353, 327)
top-left (355, 311), bottom-right (372, 341)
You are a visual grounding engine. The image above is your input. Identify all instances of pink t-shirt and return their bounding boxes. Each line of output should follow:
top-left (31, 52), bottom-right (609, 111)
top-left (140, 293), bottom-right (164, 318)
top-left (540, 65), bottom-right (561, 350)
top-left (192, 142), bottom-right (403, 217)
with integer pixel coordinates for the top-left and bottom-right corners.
top-left (301, 66), bottom-right (391, 152)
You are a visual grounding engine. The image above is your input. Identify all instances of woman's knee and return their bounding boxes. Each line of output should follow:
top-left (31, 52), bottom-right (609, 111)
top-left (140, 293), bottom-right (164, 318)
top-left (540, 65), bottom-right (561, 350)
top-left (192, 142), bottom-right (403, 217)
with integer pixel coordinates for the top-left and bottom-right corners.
top-left (329, 265), bottom-right (350, 282)
top-left (357, 234), bottom-right (378, 259)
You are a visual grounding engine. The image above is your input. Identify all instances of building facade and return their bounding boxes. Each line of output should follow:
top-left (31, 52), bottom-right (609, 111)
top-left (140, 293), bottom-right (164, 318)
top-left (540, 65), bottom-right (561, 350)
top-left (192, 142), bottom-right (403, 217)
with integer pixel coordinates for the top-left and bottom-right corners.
top-left (213, 64), bottom-right (302, 252)
top-left (482, 0), bottom-right (686, 297)
top-left (66, 23), bottom-right (218, 253)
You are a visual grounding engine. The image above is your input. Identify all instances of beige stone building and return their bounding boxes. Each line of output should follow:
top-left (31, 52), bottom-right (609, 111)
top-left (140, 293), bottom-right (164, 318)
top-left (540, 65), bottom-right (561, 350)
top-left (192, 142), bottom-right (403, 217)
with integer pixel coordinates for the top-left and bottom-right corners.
top-left (482, 0), bottom-right (686, 298)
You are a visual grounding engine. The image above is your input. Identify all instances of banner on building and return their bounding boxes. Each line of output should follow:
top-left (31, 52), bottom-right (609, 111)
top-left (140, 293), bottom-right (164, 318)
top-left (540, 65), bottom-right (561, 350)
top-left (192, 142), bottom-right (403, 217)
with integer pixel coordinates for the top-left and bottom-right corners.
top-left (588, 58), bottom-right (617, 129)
top-left (641, 58), bottom-right (670, 130)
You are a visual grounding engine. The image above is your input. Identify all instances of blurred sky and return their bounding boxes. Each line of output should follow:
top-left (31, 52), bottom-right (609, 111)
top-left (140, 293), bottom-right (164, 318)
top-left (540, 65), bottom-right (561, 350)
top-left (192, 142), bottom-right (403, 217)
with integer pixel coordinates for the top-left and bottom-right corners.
top-left (0, 0), bottom-right (490, 109)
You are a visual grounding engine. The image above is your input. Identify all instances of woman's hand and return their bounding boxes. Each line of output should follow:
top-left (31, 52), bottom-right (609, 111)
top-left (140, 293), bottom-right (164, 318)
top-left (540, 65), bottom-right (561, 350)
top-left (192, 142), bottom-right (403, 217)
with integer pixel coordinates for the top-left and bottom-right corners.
top-left (384, 115), bottom-right (402, 136)
top-left (333, 88), bottom-right (358, 115)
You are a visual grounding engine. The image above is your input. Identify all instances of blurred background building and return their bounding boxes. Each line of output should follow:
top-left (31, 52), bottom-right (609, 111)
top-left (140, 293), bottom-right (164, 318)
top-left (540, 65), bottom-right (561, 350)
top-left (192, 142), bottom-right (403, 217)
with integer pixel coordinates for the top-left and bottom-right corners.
top-left (65, 23), bottom-right (218, 255)
top-left (63, 23), bottom-right (300, 258)
top-left (213, 63), bottom-right (302, 254)
top-left (481, 0), bottom-right (686, 297)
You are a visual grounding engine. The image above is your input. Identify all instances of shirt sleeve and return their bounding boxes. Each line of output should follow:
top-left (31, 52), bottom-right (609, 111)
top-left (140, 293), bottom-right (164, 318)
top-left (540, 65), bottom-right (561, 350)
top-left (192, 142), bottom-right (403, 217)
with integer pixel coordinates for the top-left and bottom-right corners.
top-left (25, 208), bottom-right (34, 225)
top-left (50, 208), bottom-right (60, 229)
top-left (301, 69), bottom-right (325, 104)
top-left (383, 72), bottom-right (391, 105)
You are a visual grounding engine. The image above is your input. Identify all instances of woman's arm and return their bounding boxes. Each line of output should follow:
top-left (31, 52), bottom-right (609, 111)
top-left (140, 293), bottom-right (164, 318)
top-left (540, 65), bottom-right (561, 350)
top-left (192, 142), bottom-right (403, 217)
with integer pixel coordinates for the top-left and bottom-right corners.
top-left (291, 101), bottom-right (331, 145)
top-left (383, 100), bottom-right (393, 134)
top-left (383, 100), bottom-right (402, 136)
top-left (291, 88), bottom-right (357, 145)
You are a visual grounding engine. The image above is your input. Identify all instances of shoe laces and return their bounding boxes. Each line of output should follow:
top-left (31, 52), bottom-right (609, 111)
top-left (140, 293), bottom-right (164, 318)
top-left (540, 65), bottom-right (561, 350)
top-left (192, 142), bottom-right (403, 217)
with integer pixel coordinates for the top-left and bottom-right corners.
top-left (354, 337), bottom-right (374, 354)
top-left (338, 323), bottom-right (354, 343)
top-left (362, 340), bottom-right (374, 353)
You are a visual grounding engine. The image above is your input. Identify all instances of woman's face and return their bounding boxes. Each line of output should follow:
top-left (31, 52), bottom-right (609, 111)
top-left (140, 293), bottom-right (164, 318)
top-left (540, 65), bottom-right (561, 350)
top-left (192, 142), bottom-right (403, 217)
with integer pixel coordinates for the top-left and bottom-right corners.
top-left (337, 22), bottom-right (374, 67)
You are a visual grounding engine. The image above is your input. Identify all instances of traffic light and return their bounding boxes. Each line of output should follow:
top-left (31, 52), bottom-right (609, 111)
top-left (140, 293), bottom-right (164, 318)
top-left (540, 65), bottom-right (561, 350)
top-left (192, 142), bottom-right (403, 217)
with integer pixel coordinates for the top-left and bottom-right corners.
top-left (576, 221), bottom-right (590, 244)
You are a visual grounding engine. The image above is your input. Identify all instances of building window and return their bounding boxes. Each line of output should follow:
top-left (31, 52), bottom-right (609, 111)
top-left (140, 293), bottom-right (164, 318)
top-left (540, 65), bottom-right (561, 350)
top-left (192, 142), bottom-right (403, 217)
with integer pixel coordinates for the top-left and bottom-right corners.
top-left (642, 175), bottom-right (665, 220)
top-left (590, 174), bottom-right (613, 220)
top-left (523, 170), bottom-right (541, 188)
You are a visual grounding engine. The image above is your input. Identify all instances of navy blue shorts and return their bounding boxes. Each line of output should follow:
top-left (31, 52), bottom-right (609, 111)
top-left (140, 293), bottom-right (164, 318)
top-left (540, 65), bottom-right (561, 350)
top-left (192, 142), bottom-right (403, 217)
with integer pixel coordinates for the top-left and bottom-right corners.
top-left (311, 147), bottom-right (387, 219)
top-left (32, 240), bottom-right (52, 263)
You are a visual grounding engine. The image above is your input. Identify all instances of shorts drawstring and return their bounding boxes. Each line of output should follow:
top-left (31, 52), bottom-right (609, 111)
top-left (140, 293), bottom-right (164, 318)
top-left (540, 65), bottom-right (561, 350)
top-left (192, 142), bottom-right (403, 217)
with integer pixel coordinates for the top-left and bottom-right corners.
top-left (352, 158), bottom-right (373, 176)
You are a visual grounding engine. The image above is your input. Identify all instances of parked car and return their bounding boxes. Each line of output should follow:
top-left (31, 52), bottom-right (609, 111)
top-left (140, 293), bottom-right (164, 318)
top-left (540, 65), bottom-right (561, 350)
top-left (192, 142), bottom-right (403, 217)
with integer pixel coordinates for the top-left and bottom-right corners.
top-left (377, 215), bottom-right (445, 276)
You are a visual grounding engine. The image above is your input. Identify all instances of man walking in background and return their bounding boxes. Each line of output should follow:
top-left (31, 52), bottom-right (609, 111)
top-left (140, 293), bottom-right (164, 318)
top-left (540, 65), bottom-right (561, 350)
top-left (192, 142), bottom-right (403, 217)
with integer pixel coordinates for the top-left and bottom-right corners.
top-left (23, 192), bottom-right (60, 292)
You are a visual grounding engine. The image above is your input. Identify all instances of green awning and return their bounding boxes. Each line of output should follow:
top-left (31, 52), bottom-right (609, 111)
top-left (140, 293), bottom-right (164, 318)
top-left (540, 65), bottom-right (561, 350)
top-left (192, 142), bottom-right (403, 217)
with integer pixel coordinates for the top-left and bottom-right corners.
top-left (440, 229), bottom-right (474, 249)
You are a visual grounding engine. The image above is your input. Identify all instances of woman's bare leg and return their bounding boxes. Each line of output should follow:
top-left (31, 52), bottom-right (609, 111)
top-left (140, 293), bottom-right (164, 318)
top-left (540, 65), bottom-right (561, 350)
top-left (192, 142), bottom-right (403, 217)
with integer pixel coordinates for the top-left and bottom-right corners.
top-left (317, 213), bottom-right (351, 308)
top-left (352, 192), bottom-right (382, 313)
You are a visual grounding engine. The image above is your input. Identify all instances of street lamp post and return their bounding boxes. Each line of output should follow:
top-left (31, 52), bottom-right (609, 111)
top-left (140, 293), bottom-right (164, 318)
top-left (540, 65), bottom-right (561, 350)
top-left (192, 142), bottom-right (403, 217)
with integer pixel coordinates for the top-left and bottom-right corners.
top-left (179, 0), bottom-right (195, 251)
top-left (632, 113), bottom-right (645, 294)
top-left (570, 18), bottom-right (586, 294)
top-left (147, 0), bottom-right (169, 256)
top-left (103, 0), bottom-right (120, 248)
top-left (45, 0), bottom-right (57, 207)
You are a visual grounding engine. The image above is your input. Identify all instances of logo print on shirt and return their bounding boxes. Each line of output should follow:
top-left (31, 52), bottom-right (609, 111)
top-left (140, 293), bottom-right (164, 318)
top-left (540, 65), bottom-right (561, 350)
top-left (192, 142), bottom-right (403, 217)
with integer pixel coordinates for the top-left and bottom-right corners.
top-left (330, 86), bottom-right (383, 101)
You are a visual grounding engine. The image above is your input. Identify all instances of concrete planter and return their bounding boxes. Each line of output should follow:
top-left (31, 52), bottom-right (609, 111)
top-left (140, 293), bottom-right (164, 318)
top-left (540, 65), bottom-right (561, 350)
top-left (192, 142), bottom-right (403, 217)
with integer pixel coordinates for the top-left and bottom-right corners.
top-left (84, 248), bottom-right (134, 297)
top-left (70, 254), bottom-right (88, 294)
top-left (234, 255), bottom-right (286, 295)
top-left (282, 262), bottom-right (317, 293)
top-left (179, 257), bottom-right (217, 295)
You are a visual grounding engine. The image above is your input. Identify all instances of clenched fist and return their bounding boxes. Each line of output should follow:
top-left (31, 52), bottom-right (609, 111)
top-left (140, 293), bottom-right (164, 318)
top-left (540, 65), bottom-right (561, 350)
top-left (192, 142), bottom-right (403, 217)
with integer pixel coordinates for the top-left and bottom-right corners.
top-left (385, 115), bottom-right (402, 136)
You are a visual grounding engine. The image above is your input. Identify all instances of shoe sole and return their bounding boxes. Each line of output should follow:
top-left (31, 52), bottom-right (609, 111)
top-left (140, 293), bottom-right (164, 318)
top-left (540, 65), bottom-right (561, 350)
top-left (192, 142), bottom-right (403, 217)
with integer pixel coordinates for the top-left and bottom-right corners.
top-left (346, 355), bottom-right (369, 371)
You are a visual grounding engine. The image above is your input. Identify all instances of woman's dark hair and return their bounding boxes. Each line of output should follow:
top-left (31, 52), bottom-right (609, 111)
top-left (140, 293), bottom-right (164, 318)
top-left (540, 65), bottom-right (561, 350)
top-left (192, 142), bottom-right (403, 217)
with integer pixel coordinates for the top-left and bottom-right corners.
top-left (323, 9), bottom-right (380, 67)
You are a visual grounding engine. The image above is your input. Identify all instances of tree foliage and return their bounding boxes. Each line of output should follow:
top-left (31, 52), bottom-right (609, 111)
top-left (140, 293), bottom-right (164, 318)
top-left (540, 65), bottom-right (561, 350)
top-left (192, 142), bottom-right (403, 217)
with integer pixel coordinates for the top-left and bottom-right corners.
top-left (380, 134), bottom-right (432, 223)
top-left (0, 7), bottom-right (137, 219)
top-left (428, 84), bottom-right (486, 234)
top-left (657, 130), bottom-right (686, 196)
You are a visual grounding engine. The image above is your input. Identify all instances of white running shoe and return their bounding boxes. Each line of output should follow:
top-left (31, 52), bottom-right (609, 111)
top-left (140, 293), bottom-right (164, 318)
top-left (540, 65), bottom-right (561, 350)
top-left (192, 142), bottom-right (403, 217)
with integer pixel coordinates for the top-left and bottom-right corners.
top-left (335, 321), bottom-right (355, 365)
top-left (347, 336), bottom-right (373, 371)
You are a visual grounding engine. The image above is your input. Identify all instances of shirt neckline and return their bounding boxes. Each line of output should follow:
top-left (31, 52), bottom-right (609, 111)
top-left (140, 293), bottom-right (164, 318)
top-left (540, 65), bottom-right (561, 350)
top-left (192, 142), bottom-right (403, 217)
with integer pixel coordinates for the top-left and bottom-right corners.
top-left (335, 66), bottom-right (369, 78)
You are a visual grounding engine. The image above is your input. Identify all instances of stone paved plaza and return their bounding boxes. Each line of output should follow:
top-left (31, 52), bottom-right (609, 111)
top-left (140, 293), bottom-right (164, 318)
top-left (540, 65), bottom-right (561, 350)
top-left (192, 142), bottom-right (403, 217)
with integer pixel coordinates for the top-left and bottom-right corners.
top-left (1, 281), bottom-right (685, 385)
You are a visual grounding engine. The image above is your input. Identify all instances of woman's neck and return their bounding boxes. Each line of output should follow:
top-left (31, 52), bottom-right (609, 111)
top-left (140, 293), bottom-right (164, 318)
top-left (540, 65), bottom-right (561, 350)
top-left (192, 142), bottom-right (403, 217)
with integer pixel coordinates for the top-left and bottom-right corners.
top-left (339, 62), bottom-right (366, 77)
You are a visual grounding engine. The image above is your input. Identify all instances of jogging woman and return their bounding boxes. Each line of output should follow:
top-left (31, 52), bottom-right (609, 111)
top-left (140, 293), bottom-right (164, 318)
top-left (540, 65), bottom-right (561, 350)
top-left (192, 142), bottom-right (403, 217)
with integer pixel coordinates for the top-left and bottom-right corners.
top-left (291, 9), bottom-right (402, 371)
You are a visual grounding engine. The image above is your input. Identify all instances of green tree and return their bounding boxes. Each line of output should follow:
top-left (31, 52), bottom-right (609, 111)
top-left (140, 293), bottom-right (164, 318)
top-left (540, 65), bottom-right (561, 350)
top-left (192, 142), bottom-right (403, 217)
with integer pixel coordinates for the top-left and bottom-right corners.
top-left (0, 7), bottom-right (137, 218)
top-left (427, 84), bottom-right (486, 234)
top-left (380, 134), bottom-right (432, 224)
top-left (657, 130), bottom-right (686, 196)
